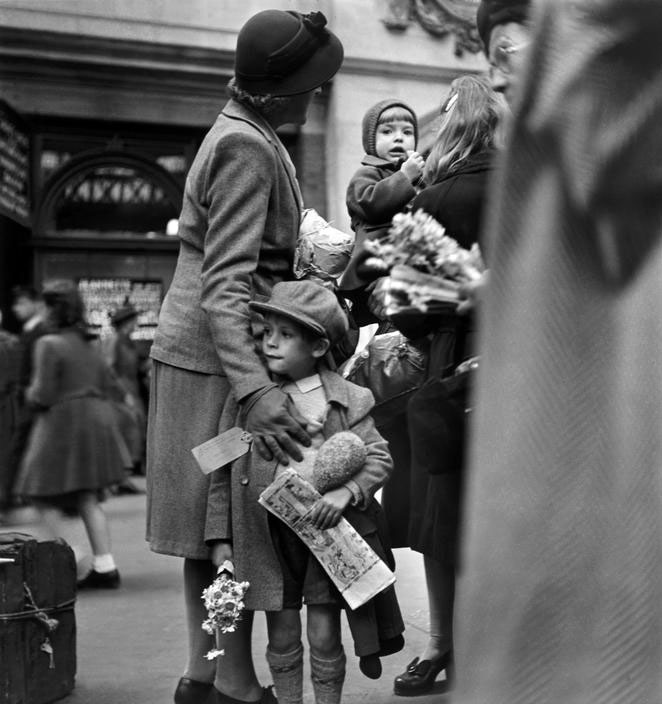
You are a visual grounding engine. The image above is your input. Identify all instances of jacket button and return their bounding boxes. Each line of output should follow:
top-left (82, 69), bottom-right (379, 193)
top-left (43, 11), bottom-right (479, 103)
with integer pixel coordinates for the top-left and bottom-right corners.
top-left (240, 477), bottom-right (249, 486)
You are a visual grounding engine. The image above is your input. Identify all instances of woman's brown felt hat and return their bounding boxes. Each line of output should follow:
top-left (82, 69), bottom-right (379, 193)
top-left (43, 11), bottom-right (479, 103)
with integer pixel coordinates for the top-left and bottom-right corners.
top-left (234, 9), bottom-right (344, 97)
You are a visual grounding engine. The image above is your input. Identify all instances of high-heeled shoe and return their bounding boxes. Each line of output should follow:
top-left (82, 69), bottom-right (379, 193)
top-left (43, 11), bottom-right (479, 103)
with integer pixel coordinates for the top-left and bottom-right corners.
top-left (393, 651), bottom-right (454, 696)
top-left (174, 677), bottom-right (214, 704)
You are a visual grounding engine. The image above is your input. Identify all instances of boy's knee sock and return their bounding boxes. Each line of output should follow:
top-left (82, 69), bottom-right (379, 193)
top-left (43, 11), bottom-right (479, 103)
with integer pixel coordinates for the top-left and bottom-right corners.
top-left (310, 648), bottom-right (346, 704)
top-left (266, 642), bottom-right (304, 704)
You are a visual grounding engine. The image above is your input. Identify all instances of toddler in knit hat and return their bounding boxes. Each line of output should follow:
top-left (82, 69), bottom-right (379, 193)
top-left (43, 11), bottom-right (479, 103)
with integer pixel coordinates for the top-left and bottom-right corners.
top-left (340, 99), bottom-right (425, 324)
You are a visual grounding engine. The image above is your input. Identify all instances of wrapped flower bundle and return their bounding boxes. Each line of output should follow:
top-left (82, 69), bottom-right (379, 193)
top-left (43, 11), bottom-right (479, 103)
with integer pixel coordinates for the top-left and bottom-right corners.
top-left (364, 209), bottom-right (485, 314)
top-left (201, 562), bottom-right (250, 660)
top-left (294, 208), bottom-right (355, 285)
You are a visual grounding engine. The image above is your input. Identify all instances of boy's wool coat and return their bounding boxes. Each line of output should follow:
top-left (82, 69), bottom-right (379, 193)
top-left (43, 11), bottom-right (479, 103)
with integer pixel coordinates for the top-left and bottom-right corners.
top-left (205, 367), bottom-right (393, 612)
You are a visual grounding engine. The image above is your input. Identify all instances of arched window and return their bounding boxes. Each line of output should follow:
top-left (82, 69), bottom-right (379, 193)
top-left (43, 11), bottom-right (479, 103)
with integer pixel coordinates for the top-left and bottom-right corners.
top-left (35, 149), bottom-right (183, 239)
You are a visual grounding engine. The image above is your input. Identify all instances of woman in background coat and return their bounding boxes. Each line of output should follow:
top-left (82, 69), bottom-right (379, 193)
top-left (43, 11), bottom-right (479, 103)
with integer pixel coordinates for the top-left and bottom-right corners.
top-left (387, 74), bottom-right (505, 697)
top-left (146, 9), bottom-right (343, 704)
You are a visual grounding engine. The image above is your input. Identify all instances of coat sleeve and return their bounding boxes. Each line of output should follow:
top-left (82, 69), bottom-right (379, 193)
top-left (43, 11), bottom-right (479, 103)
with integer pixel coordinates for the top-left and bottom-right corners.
top-left (25, 337), bottom-right (58, 409)
top-left (346, 167), bottom-right (416, 226)
top-left (204, 389), bottom-right (242, 544)
top-left (200, 130), bottom-right (285, 402)
top-left (345, 385), bottom-right (393, 508)
top-left (204, 463), bottom-right (233, 544)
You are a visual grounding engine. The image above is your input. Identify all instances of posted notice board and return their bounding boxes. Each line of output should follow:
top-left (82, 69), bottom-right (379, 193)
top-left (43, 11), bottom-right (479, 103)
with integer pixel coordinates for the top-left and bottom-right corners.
top-left (0, 100), bottom-right (31, 226)
top-left (78, 278), bottom-right (162, 341)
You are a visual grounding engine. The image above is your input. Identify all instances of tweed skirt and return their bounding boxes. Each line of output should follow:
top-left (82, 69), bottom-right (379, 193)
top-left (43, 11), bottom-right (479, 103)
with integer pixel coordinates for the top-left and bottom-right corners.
top-left (145, 361), bottom-right (231, 559)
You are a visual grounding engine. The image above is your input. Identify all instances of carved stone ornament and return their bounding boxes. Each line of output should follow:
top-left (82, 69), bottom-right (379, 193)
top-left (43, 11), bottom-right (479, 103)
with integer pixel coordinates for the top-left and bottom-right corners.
top-left (382, 0), bottom-right (483, 56)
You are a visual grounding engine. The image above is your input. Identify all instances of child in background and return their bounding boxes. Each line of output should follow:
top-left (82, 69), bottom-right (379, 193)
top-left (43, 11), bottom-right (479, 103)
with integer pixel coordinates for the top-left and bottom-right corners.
top-left (12, 280), bottom-right (126, 588)
top-left (212, 280), bottom-right (404, 704)
top-left (340, 99), bottom-right (425, 325)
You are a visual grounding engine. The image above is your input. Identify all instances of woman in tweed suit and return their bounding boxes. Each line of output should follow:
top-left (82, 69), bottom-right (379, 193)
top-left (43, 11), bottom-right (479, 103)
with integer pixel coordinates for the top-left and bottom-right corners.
top-left (146, 10), bottom-right (343, 704)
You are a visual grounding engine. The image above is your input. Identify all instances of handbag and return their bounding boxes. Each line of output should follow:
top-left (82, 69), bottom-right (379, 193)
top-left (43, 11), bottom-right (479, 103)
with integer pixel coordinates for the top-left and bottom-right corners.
top-left (408, 356), bottom-right (479, 476)
top-left (340, 331), bottom-right (429, 428)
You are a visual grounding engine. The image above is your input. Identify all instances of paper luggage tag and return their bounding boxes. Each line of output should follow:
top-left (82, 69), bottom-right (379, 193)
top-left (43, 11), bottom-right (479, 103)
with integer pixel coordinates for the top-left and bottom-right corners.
top-left (191, 427), bottom-right (252, 474)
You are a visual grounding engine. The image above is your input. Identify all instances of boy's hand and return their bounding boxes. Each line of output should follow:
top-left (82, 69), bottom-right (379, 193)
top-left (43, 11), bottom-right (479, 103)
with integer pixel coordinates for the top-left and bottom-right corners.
top-left (209, 540), bottom-right (233, 569)
top-left (309, 487), bottom-right (353, 530)
top-left (400, 150), bottom-right (425, 184)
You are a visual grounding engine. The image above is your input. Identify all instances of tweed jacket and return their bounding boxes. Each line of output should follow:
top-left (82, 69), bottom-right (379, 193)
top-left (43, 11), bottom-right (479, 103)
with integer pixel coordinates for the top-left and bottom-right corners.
top-left (204, 367), bottom-right (393, 611)
top-left (150, 99), bottom-right (302, 401)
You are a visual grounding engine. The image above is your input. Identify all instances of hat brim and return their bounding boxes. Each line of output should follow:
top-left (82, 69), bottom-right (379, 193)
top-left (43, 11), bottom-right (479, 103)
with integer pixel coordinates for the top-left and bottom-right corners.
top-left (241, 32), bottom-right (344, 97)
top-left (249, 301), bottom-right (327, 338)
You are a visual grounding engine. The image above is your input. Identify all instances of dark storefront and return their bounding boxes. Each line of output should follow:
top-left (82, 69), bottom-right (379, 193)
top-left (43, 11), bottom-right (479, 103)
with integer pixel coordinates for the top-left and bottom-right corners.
top-left (0, 26), bottom-right (329, 339)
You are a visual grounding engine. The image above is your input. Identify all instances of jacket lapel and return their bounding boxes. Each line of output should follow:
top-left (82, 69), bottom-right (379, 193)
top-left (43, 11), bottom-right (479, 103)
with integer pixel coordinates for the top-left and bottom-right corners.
top-left (319, 368), bottom-right (350, 438)
top-left (221, 100), bottom-right (303, 215)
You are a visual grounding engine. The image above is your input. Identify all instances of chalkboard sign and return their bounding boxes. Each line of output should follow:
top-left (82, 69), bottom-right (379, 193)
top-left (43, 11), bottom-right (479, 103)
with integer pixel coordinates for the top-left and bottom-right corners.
top-left (78, 278), bottom-right (162, 341)
top-left (0, 100), bottom-right (30, 225)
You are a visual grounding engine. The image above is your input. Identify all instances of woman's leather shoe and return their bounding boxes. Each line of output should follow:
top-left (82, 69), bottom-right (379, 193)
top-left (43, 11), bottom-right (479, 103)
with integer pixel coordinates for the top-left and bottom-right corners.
top-left (174, 677), bottom-right (213, 704)
top-left (213, 686), bottom-right (278, 703)
top-left (393, 651), bottom-right (454, 695)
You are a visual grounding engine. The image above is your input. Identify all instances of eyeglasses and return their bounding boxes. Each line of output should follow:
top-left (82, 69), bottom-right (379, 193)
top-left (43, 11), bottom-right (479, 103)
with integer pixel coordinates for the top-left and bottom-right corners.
top-left (488, 42), bottom-right (530, 79)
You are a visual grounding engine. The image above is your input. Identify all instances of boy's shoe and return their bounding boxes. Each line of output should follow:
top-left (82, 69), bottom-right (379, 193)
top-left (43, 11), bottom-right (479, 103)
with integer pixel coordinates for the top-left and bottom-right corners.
top-left (77, 568), bottom-right (121, 590)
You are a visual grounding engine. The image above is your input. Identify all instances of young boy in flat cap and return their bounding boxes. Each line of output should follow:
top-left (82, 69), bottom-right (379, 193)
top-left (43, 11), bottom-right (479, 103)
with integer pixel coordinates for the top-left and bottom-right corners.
top-left (210, 280), bottom-right (404, 703)
top-left (340, 99), bottom-right (425, 325)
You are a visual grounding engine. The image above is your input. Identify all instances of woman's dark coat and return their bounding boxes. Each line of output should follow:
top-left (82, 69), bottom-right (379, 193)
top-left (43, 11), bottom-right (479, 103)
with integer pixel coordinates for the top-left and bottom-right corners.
top-left (382, 150), bottom-right (496, 561)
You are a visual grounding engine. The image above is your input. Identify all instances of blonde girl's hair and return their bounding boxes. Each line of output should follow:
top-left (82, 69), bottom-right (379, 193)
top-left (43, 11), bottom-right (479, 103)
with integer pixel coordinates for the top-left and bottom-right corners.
top-left (423, 74), bottom-right (507, 184)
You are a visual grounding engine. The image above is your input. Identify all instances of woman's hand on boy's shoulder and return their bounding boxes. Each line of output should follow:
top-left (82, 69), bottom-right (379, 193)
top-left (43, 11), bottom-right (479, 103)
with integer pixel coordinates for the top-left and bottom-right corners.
top-left (244, 386), bottom-right (311, 464)
top-left (308, 487), bottom-right (353, 530)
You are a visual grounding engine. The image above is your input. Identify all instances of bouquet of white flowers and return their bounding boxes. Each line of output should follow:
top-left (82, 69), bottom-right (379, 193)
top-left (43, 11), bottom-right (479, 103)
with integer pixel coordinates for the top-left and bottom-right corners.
top-left (201, 561), bottom-right (250, 660)
top-left (364, 209), bottom-right (485, 314)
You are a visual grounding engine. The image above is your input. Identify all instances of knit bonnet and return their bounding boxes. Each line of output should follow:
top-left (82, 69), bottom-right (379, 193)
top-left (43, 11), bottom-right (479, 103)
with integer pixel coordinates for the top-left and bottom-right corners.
top-left (361, 99), bottom-right (418, 156)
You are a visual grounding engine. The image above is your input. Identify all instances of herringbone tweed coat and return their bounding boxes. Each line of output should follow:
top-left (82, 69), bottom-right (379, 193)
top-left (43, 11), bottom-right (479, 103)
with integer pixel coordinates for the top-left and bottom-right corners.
top-left (454, 2), bottom-right (662, 703)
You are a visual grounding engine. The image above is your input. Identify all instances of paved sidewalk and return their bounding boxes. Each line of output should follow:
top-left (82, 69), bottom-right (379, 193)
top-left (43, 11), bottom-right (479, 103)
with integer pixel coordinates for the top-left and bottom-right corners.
top-left (2, 483), bottom-right (451, 703)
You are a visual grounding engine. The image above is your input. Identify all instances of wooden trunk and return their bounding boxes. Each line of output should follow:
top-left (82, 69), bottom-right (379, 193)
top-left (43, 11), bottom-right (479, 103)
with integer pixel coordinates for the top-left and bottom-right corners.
top-left (0, 533), bottom-right (76, 704)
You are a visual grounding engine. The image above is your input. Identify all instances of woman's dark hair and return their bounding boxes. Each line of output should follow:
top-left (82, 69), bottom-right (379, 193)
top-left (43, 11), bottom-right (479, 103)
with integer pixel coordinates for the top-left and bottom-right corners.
top-left (226, 78), bottom-right (297, 121)
top-left (423, 74), bottom-right (507, 184)
top-left (42, 279), bottom-right (86, 332)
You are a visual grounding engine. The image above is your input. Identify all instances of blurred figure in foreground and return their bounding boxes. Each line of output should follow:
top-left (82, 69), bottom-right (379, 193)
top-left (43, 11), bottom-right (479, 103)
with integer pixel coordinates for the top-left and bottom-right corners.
top-left (13, 280), bottom-right (126, 589)
top-left (454, 1), bottom-right (662, 701)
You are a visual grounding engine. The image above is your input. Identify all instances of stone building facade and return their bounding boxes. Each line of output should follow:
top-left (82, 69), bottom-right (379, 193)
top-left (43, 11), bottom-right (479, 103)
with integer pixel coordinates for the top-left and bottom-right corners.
top-left (0, 0), bottom-right (486, 329)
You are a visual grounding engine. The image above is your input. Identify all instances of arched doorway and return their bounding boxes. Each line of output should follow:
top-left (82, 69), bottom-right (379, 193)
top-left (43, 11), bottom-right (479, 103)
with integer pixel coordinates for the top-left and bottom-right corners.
top-left (32, 149), bottom-right (183, 340)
